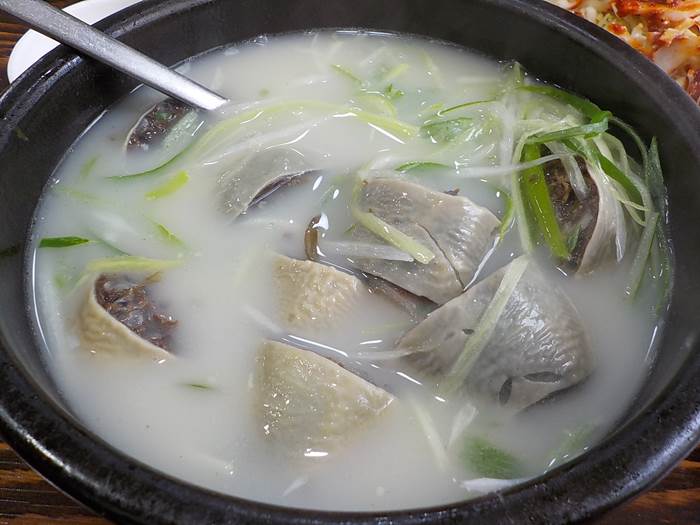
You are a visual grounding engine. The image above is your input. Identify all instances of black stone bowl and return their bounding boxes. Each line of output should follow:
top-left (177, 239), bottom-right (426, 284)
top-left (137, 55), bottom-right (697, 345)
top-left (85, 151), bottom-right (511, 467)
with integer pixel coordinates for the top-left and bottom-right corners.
top-left (0, 0), bottom-right (698, 523)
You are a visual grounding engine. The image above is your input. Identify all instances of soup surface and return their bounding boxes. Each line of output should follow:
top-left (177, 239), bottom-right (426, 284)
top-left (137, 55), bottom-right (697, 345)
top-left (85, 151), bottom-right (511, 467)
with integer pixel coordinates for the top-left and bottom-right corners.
top-left (29, 31), bottom-right (668, 511)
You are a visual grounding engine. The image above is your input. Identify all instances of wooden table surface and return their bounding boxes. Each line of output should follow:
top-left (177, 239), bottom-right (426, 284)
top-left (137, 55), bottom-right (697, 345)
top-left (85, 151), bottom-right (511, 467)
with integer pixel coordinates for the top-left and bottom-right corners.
top-left (0, 2), bottom-right (699, 524)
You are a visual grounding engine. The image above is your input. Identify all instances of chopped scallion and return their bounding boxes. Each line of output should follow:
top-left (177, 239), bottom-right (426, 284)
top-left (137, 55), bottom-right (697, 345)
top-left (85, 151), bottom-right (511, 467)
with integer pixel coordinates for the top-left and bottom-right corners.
top-left (520, 144), bottom-right (570, 260)
top-left (381, 63), bottom-right (409, 83)
top-left (646, 138), bottom-right (667, 217)
top-left (351, 109), bottom-right (419, 139)
top-left (441, 257), bottom-right (529, 395)
top-left (527, 119), bottom-right (608, 145)
top-left (420, 117), bottom-right (472, 143)
top-left (331, 64), bottom-right (363, 86)
top-left (353, 209), bottom-right (435, 265)
top-left (504, 61), bottom-right (525, 89)
top-left (407, 396), bottom-right (448, 471)
top-left (85, 256), bottom-right (181, 274)
top-left (395, 161), bottom-right (450, 173)
top-left (646, 138), bottom-right (673, 308)
top-left (463, 437), bottom-right (522, 479)
top-left (625, 212), bottom-right (659, 298)
top-left (383, 83), bottom-right (405, 100)
top-left (610, 116), bottom-right (648, 168)
top-left (56, 187), bottom-right (102, 204)
top-left (40, 237), bottom-right (92, 248)
top-left (438, 99), bottom-right (493, 116)
top-left (145, 170), bottom-right (189, 200)
top-left (494, 186), bottom-right (514, 241)
top-left (79, 156), bottom-right (99, 179)
top-left (154, 222), bottom-right (186, 248)
top-left (354, 92), bottom-right (397, 117)
top-left (594, 150), bottom-right (642, 206)
top-left (519, 85), bottom-right (603, 121)
top-left (545, 424), bottom-right (595, 471)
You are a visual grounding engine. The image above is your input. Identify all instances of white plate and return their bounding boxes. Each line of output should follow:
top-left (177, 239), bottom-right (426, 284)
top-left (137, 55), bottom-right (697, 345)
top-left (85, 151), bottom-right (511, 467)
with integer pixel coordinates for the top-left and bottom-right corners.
top-left (7, 0), bottom-right (143, 83)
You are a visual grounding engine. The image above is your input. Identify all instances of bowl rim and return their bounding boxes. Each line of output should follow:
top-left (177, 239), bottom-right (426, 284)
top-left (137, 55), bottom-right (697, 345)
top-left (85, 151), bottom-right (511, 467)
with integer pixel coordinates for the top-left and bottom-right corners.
top-left (0, 0), bottom-right (699, 523)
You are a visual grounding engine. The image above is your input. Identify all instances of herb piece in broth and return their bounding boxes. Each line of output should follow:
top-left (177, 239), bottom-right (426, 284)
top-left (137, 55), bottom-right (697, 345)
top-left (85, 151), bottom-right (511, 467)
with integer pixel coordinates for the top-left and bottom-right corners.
top-left (395, 161), bottom-right (450, 173)
top-left (519, 85), bottom-right (604, 121)
top-left (40, 237), bottom-right (92, 248)
top-left (502, 61), bottom-right (525, 90)
top-left (85, 256), bottom-right (181, 274)
top-left (421, 118), bottom-right (472, 143)
top-left (646, 138), bottom-right (673, 307)
top-left (494, 186), bottom-right (514, 241)
top-left (351, 108), bottom-right (419, 139)
top-left (80, 156), bottom-right (99, 179)
top-left (331, 64), bottom-right (363, 86)
top-left (145, 171), bottom-right (190, 200)
top-left (108, 146), bottom-right (192, 181)
top-left (438, 99), bottom-right (493, 116)
top-left (383, 83), bottom-right (404, 100)
top-left (625, 212), bottom-right (659, 298)
top-left (463, 437), bottom-right (522, 479)
top-left (407, 396), bottom-right (448, 471)
top-left (527, 119), bottom-right (609, 145)
top-left (55, 187), bottom-right (102, 204)
top-left (54, 272), bottom-right (72, 290)
top-left (545, 424), bottom-right (596, 471)
top-left (610, 116), bottom-right (648, 168)
top-left (153, 222), bottom-right (187, 249)
top-left (380, 63), bottom-right (409, 83)
top-left (646, 138), bottom-right (668, 222)
top-left (593, 148), bottom-right (641, 205)
top-left (520, 85), bottom-right (613, 152)
top-left (520, 144), bottom-right (570, 260)
top-left (354, 93), bottom-right (397, 117)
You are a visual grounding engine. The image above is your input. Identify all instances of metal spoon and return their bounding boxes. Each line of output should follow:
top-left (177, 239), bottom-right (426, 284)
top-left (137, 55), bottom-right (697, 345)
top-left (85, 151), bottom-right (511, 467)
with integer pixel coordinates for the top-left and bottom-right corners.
top-left (0, 0), bottom-right (228, 111)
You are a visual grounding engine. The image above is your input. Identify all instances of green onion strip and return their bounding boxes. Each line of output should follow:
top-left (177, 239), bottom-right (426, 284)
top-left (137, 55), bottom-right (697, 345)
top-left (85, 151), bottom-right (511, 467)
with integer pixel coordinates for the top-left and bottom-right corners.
top-left (440, 256), bottom-right (529, 396)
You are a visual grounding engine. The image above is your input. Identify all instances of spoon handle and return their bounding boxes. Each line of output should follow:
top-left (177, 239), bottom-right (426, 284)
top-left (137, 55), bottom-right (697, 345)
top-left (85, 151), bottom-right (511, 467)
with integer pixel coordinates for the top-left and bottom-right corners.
top-left (0, 0), bottom-right (228, 111)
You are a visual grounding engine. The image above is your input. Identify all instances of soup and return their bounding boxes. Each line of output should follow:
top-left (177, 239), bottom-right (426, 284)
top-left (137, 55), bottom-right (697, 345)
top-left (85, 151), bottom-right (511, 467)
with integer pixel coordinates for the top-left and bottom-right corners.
top-left (28, 31), bottom-right (669, 511)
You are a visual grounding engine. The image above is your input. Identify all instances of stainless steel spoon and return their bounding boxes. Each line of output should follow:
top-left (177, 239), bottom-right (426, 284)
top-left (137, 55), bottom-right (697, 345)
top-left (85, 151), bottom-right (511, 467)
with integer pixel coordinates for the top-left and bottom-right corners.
top-left (0, 0), bottom-right (228, 111)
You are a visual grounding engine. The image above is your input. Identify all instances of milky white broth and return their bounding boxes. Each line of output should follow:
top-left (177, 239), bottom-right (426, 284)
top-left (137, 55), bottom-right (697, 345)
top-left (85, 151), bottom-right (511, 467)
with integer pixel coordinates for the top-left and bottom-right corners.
top-left (29, 31), bottom-right (663, 511)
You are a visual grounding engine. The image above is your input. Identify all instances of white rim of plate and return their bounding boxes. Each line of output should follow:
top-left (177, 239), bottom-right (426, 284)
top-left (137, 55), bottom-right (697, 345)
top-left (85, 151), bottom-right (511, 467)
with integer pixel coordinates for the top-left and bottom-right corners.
top-left (7, 0), bottom-right (143, 83)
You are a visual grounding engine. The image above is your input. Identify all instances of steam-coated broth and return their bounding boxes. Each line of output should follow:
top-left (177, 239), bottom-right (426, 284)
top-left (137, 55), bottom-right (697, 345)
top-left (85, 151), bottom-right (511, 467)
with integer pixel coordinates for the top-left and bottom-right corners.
top-left (29, 32), bottom-right (668, 511)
